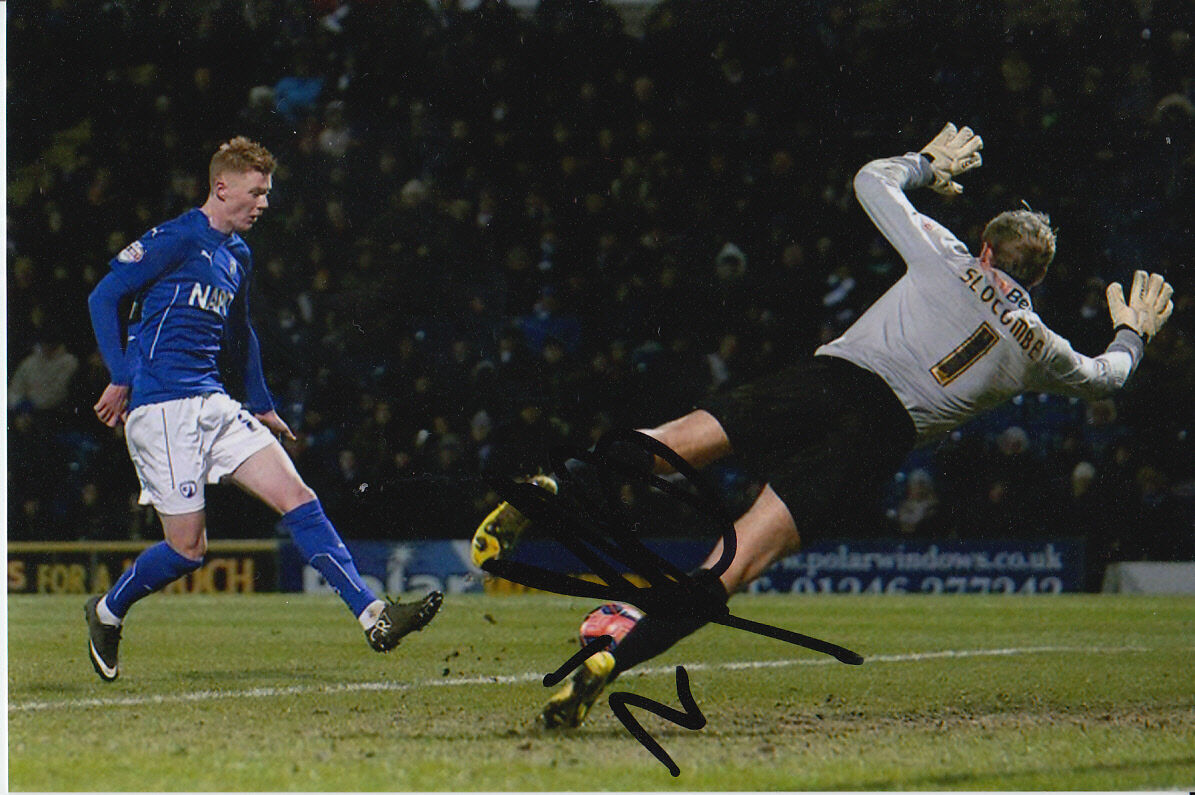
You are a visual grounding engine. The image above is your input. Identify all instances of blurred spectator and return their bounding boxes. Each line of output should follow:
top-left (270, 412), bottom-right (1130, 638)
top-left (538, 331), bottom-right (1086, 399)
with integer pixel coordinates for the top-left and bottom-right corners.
top-left (237, 84), bottom-right (289, 145)
top-left (706, 333), bottom-right (740, 392)
top-left (893, 469), bottom-right (942, 537)
top-left (319, 448), bottom-right (370, 531)
top-left (9, 498), bottom-right (53, 542)
top-left (273, 50), bottom-right (324, 123)
top-left (981, 426), bottom-right (1049, 535)
top-left (1126, 466), bottom-right (1184, 561)
top-left (317, 100), bottom-right (355, 159)
top-left (5, 0), bottom-right (1192, 559)
top-left (8, 331), bottom-right (79, 414)
top-left (468, 409), bottom-right (495, 473)
top-left (62, 482), bottom-right (122, 541)
top-left (487, 402), bottom-right (567, 477)
top-left (1051, 461), bottom-right (1115, 588)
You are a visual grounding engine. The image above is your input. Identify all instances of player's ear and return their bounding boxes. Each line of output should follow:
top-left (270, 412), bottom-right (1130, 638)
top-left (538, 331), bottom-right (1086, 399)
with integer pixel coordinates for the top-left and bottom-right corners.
top-left (978, 242), bottom-right (993, 266)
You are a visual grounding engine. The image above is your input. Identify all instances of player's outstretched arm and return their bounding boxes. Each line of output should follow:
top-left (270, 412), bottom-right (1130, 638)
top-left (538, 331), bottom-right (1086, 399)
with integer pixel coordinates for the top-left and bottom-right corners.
top-left (1037, 270), bottom-right (1174, 400)
top-left (854, 152), bottom-right (965, 273)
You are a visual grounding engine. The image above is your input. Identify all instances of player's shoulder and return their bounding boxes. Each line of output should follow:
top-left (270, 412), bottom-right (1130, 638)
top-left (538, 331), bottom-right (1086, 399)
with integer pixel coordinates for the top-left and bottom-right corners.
top-left (139, 210), bottom-right (206, 247)
top-left (152, 208), bottom-right (205, 235)
top-left (921, 214), bottom-right (972, 260)
top-left (226, 233), bottom-right (252, 270)
top-left (112, 211), bottom-right (194, 265)
top-left (903, 214), bottom-right (973, 280)
top-left (1000, 304), bottom-right (1071, 366)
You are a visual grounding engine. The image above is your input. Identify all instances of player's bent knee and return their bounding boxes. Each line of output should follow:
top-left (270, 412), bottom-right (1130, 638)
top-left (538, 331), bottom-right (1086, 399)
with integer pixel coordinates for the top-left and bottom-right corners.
top-left (159, 511), bottom-right (208, 561)
top-left (164, 527), bottom-right (207, 560)
top-left (286, 483), bottom-right (318, 513)
top-left (165, 536), bottom-right (206, 561)
top-left (274, 456), bottom-right (317, 506)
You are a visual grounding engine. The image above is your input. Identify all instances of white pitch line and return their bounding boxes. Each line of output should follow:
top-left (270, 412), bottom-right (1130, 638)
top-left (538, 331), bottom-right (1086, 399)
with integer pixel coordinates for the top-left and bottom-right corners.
top-left (7, 644), bottom-right (1153, 714)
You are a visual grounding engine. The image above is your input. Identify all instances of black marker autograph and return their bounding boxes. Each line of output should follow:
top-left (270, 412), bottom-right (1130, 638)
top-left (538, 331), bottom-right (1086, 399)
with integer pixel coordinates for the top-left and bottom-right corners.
top-left (482, 429), bottom-right (863, 776)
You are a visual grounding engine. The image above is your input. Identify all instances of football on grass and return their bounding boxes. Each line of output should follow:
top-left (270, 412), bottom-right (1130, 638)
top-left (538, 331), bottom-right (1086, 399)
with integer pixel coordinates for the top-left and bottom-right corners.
top-left (578, 602), bottom-right (643, 650)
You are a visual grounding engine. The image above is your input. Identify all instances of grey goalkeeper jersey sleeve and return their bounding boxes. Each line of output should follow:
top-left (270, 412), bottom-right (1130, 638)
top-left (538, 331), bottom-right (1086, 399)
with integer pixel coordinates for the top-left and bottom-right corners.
top-left (816, 153), bottom-right (1143, 444)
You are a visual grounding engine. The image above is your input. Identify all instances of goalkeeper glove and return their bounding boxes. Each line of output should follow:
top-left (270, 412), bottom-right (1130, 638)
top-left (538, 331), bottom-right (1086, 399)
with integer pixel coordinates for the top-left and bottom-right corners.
top-left (920, 123), bottom-right (983, 195)
top-left (1106, 270), bottom-right (1175, 342)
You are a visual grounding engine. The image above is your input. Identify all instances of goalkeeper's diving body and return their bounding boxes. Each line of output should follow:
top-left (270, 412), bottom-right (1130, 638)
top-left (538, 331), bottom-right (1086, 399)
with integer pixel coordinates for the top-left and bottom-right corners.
top-left (84, 137), bottom-right (442, 682)
top-left (471, 124), bottom-right (1176, 729)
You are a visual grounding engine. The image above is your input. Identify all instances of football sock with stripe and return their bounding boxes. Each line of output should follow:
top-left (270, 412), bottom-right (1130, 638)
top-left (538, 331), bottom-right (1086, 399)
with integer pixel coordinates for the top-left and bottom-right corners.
top-left (611, 568), bottom-right (728, 674)
top-left (281, 499), bottom-right (379, 619)
top-left (104, 541), bottom-right (204, 621)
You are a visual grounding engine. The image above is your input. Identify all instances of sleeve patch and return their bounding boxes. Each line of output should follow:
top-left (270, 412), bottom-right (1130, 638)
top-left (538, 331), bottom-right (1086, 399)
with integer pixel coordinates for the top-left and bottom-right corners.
top-left (116, 241), bottom-right (145, 263)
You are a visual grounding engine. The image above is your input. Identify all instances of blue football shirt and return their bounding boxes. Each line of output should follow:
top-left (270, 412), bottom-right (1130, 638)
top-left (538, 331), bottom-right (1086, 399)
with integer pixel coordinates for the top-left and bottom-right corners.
top-left (89, 209), bottom-right (273, 413)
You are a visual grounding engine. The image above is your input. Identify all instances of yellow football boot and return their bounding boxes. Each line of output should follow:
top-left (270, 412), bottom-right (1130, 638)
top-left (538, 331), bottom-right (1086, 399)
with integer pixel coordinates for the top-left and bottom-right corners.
top-left (541, 650), bottom-right (616, 729)
top-left (470, 474), bottom-right (557, 567)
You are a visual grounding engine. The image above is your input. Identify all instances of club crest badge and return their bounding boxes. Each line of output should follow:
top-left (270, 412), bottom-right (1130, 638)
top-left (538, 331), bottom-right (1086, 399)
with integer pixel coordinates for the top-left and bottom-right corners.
top-left (179, 481), bottom-right (197, 498)
top-left (117, 241), bottom-right (145, 263)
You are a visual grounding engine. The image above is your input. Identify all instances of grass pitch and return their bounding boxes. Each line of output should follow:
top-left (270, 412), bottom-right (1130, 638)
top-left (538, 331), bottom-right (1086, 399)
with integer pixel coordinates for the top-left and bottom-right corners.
top-left (8, 591), bottom-right (1195, 791)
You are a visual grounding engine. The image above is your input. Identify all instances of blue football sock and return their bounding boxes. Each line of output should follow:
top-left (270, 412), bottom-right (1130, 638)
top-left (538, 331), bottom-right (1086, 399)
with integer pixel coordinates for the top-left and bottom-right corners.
top-left (281, 499), bottom-right (378, 617)
top-left (106, 541), bottom-right (203, 619)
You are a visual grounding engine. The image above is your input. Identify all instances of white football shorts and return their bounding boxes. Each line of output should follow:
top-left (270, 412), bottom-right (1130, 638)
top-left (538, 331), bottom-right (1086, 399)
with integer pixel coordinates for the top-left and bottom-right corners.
top-left (124, 393), bottom-right (277, 515)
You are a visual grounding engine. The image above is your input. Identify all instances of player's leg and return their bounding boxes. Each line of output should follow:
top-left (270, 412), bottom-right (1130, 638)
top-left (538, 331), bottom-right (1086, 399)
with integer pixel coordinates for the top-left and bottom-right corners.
top-left (544, 358), bottom-right (917, 727)
top-left (226, 440), bottom-right (442, 651)
top-left (86, 400), bottom-right (213, 681)
top-left (472, 410), bottom-right (733, 566)
top-left (612, 485), bottom-right (797, 666)
top-left (602, 360), bottom-right (908, 683)
top-left (696, 484), bottom-right (799, 593)
top-left (606, 358), bottom-right (915, 680)
top-left (86, 510), bottom-right (208, 681)
top-left (637, 409), bottom-right (733, 474)
top-left (568, 409), bottom-right (732, 485)
top-left (542, 365), bottom-right (805, 725)
top-left (97, 509), bottom-right (208, 620)
top-left (208, 395), bottom-right (441, 650)
top-left (226, 441), bottom-right (374, 615)
top-left (541, 485), bottom-right (797, 728)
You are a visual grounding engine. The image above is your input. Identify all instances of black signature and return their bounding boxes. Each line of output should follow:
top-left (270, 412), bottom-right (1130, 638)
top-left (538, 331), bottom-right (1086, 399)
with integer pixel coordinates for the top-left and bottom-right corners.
top-left (482, 429), bottom-right (862, 775)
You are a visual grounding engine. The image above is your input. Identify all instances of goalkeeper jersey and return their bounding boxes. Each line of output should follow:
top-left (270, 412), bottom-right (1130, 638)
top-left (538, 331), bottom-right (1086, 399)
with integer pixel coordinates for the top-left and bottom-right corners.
top-left (817, 153), bottom-right (1141, 444)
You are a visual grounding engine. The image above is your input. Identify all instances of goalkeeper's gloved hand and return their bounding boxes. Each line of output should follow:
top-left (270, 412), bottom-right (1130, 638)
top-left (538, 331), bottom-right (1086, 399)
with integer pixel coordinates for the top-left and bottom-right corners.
top-left (920, 123), bottom-right (983, 195)
top-left (1106, 270), bottom-right (1175, 342)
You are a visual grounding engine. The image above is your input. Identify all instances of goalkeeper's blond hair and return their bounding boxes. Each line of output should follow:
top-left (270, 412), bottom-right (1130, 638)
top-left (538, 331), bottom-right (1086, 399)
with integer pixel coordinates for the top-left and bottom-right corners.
top-left (208, 136), bottom-right (276, 188)
top-left (982, 210), bottom-right (1056, 287)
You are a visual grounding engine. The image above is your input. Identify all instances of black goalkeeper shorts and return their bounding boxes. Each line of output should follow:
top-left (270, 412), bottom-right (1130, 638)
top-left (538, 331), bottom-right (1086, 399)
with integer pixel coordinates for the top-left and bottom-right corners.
top-left (696, 354), bottom-right (916, 539)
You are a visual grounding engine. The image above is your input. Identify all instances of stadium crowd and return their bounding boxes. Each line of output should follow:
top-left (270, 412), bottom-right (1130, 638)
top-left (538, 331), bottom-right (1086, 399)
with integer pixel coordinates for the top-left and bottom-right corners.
top-left (8, 0), bottom-right (1195, 581)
